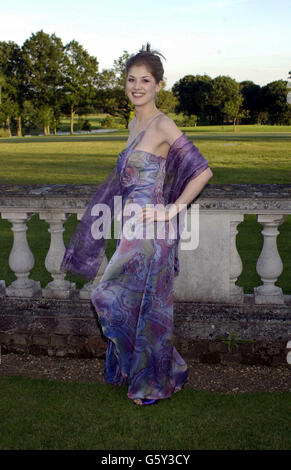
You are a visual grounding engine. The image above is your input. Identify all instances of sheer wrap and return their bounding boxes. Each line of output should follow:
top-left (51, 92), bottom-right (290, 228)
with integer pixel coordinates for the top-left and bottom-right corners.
top-left (163, 133), bottom-right (210, 276)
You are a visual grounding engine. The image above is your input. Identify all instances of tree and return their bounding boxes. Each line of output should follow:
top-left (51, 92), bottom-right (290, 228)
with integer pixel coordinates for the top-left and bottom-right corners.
top-left (111, 50), bottom-right (131, 88)
top-left (239, 81), bottom-right (263, 124)
top-left (287, 70), bottom-right (291, 107)
top-left (96, 68), bottom-right (116, 90)
top-left (208, 75), bottom-right (243, 129)
top-left (156, 80), bottom-right (178, 113)
top-left (0, 72), bottom-right (12, 135)
top-left (22, 30), bottom-right (65, 135)
top-left (223, 93), bottom-right (244, 130)
top-left (261, 80), bottom-right (291, 125)
top-left (172, 75), bottom-right (212, 123)
top-left (96, 50), bottom-right (134, 127)
top-left (0, 41), bottom-right (24, 136)
top-left (62, 40), bottom-right (99, 134)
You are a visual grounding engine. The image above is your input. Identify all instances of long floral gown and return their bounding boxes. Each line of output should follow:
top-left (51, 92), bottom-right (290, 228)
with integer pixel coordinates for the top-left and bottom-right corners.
top-left (90, 126), bottom-right (188, 402)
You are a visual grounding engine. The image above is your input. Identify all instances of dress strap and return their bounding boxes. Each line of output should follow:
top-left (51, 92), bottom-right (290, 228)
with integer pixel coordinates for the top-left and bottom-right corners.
top-left (126, 112), bottom-right (163, 149)
top-left (143, 112), bottom-right (163, 132)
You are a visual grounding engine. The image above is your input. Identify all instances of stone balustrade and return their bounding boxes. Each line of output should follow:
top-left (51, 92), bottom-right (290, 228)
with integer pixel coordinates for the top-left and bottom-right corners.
top-left (0, 183), bottom-right (290, 365)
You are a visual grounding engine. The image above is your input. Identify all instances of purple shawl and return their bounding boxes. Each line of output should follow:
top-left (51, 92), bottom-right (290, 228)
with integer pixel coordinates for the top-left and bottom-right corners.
top-left (60, 133), bottom-right (209, 280)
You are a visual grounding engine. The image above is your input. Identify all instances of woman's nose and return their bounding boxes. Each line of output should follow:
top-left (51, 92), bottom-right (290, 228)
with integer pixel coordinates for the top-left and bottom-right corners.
top-left (133, 81), bottom-right (143, 90)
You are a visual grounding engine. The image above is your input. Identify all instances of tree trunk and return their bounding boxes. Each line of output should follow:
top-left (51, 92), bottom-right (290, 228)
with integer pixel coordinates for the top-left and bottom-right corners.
top-left (53, 118), bottom-right (57, 135)
top-left (233, 117), bottom-right (236, 132)
top-left (5, 115), bottom-right (12, 137)
top-left (17, 115), bottom-right (22, 137)
top-left (70, 105), bottom-right (75, 135)
top-left (44, 124), bottom-right (50, 135)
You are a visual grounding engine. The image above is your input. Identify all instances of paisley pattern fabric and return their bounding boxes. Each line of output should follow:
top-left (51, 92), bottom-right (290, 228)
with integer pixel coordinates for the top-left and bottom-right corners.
top-left (90, 134), bottom-right (189, 401)
top-left (60, 129), bottom-right (210, 281)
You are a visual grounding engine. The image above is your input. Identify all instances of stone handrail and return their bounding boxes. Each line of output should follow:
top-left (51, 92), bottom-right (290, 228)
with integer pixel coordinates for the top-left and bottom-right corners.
top-left (0, 183), bottom-right (290, 305)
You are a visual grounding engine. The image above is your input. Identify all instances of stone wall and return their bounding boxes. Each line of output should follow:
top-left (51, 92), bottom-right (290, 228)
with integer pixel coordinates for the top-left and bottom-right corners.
top-left (0, 296), bottom-right (290, 366)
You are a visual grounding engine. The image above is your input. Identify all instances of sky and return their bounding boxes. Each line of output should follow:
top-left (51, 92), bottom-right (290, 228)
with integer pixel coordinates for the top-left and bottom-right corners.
top-left (1, 0), bottom-right (290, 89)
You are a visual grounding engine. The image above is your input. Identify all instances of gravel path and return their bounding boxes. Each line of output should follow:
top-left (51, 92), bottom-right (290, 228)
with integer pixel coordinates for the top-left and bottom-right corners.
top-left (0, 352), bottom-right (290, 394)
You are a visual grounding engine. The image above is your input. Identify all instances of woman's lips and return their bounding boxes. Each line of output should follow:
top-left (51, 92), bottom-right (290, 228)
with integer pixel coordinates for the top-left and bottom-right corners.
top-left (132, 93), bottom-right (144, 98)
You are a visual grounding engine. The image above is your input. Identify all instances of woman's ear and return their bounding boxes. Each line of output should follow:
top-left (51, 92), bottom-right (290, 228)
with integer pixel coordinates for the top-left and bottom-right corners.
top-left (156, 80), bottom-right (163, 93)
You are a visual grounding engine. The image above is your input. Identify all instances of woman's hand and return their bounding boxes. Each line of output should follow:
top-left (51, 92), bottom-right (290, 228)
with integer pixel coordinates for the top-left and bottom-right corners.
top-left (136, 205), bottom-right (171, 224)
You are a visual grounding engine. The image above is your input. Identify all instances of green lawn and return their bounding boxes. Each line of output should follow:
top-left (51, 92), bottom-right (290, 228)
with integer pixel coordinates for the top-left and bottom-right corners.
top-left (0, 127), bottom-right (291, 185)
top-left (0, 375), bottom-right (290, 450)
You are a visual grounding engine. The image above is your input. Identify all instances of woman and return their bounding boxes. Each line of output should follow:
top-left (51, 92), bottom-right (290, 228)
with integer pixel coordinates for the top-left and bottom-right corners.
top-left (60, 43), bottom-right (213, 406)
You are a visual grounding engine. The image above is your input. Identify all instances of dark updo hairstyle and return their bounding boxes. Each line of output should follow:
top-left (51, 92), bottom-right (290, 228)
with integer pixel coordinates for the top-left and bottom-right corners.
top-left (125, 42), bottom-right (166, 84)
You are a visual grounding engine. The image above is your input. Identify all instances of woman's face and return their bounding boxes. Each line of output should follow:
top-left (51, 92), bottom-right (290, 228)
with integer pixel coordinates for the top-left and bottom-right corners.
top-left (125, 64), bottom-right (162, 107)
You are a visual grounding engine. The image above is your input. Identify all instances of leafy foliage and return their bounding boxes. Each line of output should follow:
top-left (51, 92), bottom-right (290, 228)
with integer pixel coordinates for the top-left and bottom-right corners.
top-left (0, 32), bottom-right (290, 137)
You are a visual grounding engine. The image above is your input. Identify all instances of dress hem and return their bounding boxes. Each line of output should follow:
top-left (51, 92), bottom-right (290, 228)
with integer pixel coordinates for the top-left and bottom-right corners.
top-left (126, 382), bottom-right (188, 401)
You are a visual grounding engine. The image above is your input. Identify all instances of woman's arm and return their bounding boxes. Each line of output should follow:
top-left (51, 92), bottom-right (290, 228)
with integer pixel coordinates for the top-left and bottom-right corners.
top-left (157, 116), bottom-right (213, 219)
top-left (167, 167), bottom-right (213, 220)
top-left (136, 116), bottom-right (213, 223)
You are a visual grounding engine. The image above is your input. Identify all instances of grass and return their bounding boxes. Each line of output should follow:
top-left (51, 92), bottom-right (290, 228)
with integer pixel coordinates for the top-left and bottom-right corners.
top-left (0, 375), bottom-right (290, 450)
top-left (0, 128), bottom-right (291, 184)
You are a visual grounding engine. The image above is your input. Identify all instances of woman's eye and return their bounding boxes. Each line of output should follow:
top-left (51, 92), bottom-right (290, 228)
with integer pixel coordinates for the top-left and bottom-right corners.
top-left (127, 78), bottom-right (150, 83)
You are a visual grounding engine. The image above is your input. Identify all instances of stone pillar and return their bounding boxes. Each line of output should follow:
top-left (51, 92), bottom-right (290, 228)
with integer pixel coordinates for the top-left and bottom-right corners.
top-left (1, 212), bottom-right (41, 298)
top-left (254, 214), bottom-right (285, 304)
top-left (174, 208), bottom-right (240, 303)
top-left (39, 212), bottom-right (76, 299)
top-left (0, 280), bottom-right (6, 298)
top-left (229, 214), bottom-right (244, 303)
top-left (77, 207), bottom-right (109, 299)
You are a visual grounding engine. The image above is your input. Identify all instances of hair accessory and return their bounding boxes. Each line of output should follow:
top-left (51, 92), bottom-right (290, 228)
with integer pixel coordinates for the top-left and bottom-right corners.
top-left (139, 42), bottom-right (166, 61)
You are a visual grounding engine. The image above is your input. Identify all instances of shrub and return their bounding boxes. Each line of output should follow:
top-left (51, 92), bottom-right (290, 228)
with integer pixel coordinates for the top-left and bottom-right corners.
top-left (80, 119), bottom-right (92, 131)
top-left (76, 117), bottom-right (91, 131)
top-left (182, 114), bottom-right (198, 126)
top-left (172, 113), bottom-right (197, 127)
top-left (100, 115), bottom-right (115, 128)
top-left (0, 128), bottom-right (10, 138)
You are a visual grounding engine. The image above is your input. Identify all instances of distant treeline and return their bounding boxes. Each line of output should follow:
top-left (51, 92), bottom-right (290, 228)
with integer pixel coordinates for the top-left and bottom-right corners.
top-left (0, 30), bottom-right (290, 136)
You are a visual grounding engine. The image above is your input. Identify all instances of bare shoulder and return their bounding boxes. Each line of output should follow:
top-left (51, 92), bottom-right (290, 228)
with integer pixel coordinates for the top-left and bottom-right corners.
top-left (156, 114), bottom-right (183, 146)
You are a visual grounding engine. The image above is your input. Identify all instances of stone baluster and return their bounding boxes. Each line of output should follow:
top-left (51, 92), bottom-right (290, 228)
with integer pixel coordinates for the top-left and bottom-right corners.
top-left (1, 212), bottom-right (41, 298)
top-left (77, 208), bottom-right (109, 300)
top-left (0, 280), bottom-right (6, 298)
top-left (229, 214), bottom-right (244, 303)
top-left (254, 214), bottom-right (285, 304)
top-left (39, 212), bottom-right (77, 299)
